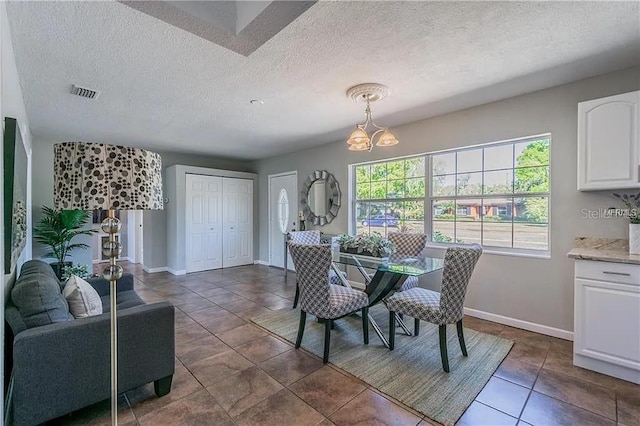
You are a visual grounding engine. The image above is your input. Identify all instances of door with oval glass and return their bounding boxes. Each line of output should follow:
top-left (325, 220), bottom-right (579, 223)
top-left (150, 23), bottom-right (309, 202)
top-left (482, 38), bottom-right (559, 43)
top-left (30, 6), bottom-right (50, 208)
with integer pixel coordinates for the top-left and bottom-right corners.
top-left (269, 172), bottom-right (297, 269)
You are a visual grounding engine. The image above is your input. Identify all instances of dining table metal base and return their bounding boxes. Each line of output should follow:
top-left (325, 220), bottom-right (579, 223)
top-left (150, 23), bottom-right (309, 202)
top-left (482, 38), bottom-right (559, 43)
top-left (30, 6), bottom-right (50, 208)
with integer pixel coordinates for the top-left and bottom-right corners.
top-left (331, 262), bottom-right (412, 348)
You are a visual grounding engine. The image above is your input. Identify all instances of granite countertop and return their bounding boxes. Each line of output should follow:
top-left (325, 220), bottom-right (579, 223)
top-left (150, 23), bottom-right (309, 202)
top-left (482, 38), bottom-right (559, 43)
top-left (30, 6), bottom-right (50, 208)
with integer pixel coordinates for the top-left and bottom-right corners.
top-left (567, 237), bottom-right (640, 265)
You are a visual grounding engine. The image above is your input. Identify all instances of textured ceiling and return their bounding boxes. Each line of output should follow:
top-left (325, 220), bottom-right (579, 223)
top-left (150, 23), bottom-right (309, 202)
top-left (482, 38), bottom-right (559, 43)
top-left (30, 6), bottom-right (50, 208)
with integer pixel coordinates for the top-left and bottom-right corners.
top-left (7, 1), bottom-right (640, 160)
top-left (120, 1), bottom-right (316, 55)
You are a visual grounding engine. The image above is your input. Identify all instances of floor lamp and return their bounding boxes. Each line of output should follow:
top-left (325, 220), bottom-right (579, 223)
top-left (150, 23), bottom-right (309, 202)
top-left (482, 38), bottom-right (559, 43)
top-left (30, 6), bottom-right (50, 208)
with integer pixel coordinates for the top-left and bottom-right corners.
top-left (52, 142), bottom-right (163, 425)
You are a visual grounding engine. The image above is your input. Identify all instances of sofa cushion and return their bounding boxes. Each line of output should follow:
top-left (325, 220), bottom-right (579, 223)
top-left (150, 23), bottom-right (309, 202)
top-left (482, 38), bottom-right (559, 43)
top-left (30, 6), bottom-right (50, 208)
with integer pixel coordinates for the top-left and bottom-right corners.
top-left (63, 275), bottom-right (103, 318)
top-left (18, 259), bottom-right (59, 282)
top-left (101, 290), bottom-right (145, 313)
top-left (11, 260), bottom-right (74, 328)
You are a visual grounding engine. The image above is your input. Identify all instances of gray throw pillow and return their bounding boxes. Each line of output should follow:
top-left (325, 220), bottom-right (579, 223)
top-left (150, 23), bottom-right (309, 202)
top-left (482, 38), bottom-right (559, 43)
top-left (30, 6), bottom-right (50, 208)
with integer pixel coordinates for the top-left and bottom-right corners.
top-left (11, 269), bottom-right (74, 328)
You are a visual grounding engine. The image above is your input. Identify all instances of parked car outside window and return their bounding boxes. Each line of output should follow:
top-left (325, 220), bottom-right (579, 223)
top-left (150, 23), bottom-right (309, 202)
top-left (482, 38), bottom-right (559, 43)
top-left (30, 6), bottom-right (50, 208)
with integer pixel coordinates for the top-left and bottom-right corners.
top-left (362, 215), bottom-right (399, 227)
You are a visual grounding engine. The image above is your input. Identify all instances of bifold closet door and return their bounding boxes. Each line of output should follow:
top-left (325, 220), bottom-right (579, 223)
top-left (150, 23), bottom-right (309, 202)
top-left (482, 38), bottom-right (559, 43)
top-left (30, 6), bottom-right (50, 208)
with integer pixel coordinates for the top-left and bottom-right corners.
top-left (222, 177), bottom-right (253, 268)
top-left (185, 174), bottom-right (223, 273)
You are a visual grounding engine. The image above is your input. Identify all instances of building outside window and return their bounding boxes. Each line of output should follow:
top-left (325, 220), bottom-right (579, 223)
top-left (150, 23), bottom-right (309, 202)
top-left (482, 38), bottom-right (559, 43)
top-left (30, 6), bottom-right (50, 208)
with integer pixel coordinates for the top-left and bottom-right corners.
top-left (351, 135), bottom-right (550, 253)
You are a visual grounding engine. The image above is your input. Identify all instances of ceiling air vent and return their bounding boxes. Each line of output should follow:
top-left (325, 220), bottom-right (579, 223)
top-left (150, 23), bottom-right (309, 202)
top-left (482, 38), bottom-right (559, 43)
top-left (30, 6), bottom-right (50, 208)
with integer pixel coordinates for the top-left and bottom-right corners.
top-left (71, 84), bottom-right (100, 99)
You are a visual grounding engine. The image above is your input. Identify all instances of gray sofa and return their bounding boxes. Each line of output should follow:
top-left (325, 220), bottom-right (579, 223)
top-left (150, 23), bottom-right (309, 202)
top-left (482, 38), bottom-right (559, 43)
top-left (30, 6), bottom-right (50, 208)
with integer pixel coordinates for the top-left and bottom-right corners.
top-left (4, 260), bottom-right (175, 426)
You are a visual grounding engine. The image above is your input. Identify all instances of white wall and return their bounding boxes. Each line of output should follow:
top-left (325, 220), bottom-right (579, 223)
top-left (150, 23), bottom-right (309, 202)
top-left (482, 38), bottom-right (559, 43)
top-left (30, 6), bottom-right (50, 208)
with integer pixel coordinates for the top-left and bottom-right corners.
top-left (1, 2), bottom-right (34, 421)
top-left (255, 66), bottom-right (640, 336)
top-left (2, 2), bottom-right (32, 284)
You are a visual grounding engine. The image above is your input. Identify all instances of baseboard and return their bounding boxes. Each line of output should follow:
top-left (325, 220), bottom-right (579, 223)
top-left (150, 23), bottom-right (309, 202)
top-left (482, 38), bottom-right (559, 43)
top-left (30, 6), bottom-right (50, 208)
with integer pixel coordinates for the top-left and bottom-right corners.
top-left (254, 260), bottom-right (269, 266)
top-left (168, 268), bottom-right (187, 276)
top-left (143, 265), bottom-right (168, 274)
top-left (574, 353), bottom-right (640, 384)
top-left (464, 307), bottom-right (574, 341)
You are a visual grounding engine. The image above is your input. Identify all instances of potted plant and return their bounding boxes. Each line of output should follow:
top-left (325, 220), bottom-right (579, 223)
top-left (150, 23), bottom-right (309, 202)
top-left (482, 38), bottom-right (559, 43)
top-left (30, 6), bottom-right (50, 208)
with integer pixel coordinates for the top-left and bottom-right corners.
top-left (337, 233), bottom-right (396, 257)
top-left (613, 192), bottom-right (640, 254)
top-left (33, 206), bottom-right (97, 279)
top-left (61, 264), bottom-right (93, 281)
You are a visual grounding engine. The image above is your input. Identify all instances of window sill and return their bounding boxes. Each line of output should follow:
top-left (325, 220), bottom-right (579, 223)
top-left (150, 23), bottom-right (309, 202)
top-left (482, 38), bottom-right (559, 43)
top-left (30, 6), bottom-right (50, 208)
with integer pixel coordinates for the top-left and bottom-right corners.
top-left (424, 243), bottom-right (551, 260)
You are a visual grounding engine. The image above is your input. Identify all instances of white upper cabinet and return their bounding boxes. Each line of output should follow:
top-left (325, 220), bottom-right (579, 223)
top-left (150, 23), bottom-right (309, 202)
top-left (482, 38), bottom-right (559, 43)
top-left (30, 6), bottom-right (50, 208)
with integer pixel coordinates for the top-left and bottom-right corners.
top-left (578, 90), bottom-right (640, 191)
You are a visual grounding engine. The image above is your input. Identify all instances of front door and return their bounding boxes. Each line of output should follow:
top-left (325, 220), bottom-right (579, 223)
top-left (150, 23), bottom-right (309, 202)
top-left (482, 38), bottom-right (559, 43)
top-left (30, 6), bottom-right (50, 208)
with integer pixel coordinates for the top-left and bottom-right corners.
top-left (269, 172), bottom-right (297, 269)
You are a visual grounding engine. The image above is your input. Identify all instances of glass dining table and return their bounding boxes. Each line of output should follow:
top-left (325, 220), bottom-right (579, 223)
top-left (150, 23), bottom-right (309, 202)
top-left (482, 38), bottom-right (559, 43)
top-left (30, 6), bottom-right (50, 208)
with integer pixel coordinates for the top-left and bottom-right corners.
top-left (330, 251), bottom-right (444, 348)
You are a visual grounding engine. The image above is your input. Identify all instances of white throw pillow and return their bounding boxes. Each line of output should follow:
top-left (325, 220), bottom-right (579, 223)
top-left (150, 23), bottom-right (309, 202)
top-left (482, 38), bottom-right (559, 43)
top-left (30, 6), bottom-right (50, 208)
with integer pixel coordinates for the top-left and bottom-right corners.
top-left (63, 275), bottom-right (103, 318)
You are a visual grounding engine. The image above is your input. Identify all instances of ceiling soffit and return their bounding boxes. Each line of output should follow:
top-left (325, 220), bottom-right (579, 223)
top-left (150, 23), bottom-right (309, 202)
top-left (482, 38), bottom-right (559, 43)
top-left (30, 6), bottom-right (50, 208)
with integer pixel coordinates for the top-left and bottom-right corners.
top-left (119, 0), bottom-right (316, 56)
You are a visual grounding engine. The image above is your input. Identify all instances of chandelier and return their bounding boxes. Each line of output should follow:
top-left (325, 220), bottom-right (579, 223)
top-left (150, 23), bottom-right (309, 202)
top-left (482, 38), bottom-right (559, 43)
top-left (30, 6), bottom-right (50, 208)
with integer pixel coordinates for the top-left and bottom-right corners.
top-left (346, 83), bottom-right (398, 152)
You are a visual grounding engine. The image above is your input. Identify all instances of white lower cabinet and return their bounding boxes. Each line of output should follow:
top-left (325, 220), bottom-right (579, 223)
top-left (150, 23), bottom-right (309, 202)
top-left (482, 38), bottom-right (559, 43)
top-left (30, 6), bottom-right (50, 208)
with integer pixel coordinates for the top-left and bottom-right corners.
top-left (574, 260), bottom-right (640, 384)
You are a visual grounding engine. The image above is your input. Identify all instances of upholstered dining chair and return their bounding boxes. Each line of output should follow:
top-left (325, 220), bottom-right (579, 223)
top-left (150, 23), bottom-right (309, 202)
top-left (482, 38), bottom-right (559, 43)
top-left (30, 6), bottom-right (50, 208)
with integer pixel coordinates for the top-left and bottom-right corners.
top-left (289, 230), bottom-right (322, 245)
top-left (289, 243), bottom-right (370, 363)
top-left (386, 244), bottom-right (483, 372)
top-left (289, 230), bottom-right (344, 308)
top-left (362, 232), bottom-right (427, 292)
top-left (387, 232), bottom-right (428, 291)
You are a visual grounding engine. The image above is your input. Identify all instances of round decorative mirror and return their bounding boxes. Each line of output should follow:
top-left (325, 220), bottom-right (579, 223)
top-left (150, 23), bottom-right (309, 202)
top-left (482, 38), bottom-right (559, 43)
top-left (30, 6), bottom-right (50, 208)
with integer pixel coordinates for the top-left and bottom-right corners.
top-left (301, 170), bottom-right (341, 226)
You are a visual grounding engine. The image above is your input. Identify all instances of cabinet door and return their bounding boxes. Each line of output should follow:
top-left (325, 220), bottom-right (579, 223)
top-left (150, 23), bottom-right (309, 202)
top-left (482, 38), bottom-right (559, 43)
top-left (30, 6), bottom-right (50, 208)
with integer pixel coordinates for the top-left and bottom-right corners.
top-left (575, 278), bottom-right (640, 370)
top-left (578, 91), bottom-right (639, 190)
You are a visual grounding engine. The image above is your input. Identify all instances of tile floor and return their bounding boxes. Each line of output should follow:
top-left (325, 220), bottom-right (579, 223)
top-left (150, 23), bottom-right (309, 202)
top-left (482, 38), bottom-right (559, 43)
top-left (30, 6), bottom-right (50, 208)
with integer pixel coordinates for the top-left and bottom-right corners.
top-left (51, 262), bottom-right (639, 425)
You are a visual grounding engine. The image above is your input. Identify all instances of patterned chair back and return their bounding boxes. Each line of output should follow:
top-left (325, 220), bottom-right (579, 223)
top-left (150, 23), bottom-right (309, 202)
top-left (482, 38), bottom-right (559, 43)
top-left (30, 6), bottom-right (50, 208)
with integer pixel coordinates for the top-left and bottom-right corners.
top-left (440, 244), bottom-right (483, 323)
top-left (289, 230), bottom-right (321, 245)
top-left (288, 242), bottom-right (332, 317)
top-left (388, 232), bottom-right (427, 256)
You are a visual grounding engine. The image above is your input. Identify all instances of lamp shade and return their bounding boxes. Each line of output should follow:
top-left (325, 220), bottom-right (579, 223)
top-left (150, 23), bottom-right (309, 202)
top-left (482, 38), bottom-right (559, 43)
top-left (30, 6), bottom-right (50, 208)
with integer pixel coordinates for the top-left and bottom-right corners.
top-left (347, 128), bottom-right (370, 146)
top-left (348, 142), bottom-right (369, 151)
top-left (376, 131), bottom-right (399, 147)
top-left (53, 142), bottom-right (163, 211)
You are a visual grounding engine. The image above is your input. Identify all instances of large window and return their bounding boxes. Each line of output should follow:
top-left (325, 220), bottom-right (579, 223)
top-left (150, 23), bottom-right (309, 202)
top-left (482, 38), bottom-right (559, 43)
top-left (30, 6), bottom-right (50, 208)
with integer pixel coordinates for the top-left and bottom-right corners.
top-left (431, 137), bottom-right (550, 251)
top-left (351, 135), bottom-right (551, 253)
top-left (354, 157), bottom-right (425, 237)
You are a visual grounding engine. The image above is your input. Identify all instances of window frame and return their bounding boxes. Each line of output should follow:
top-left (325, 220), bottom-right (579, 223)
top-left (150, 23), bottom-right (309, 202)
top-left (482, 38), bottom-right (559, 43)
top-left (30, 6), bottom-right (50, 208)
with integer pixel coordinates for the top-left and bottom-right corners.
top-left (349, 133), bottom-right (551, 258)
top-left (350, 155), bottom-right (427, 238)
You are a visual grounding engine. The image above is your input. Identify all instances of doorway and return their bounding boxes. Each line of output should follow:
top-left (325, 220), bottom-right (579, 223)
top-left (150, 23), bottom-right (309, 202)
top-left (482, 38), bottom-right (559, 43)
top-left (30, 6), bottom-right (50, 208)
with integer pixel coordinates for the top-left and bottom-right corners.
top-left (127, 211), bottom-right (143, 264)
top-left (268, 171), bottom-right (297, 269)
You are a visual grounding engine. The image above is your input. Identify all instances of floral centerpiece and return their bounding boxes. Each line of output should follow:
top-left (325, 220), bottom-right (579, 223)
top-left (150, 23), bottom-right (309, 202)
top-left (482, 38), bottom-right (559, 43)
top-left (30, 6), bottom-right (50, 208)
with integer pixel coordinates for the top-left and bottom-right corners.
top-left (337, 233), bottom-right (396, 258)
top-left (613, 192), bottom-right (640, 254)
top-left (61, 264), bottom-right (93, 281)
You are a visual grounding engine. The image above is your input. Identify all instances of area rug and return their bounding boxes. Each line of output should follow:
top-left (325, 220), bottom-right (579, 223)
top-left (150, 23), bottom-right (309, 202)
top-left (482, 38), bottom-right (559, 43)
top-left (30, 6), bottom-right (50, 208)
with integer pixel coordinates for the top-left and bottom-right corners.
top-left (252, 306), bottom-right (513, 426)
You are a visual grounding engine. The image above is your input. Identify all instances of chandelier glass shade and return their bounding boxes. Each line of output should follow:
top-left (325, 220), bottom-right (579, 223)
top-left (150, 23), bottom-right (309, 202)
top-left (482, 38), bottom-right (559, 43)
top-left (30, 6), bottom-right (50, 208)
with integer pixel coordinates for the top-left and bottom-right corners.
top-left (348, 141), bottom-right (370, 151)
top-left (346, 128), bottom-right (370, 146)
top-left (346, 93), bottom-right (398, 152)
top-left (376, 130), bottom-right (399, 147)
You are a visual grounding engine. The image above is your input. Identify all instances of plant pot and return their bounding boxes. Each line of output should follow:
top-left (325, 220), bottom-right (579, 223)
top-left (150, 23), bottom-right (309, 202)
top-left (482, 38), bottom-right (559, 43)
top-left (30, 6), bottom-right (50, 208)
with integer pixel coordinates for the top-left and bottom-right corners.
top-left (339, 247), bottom-right (382, 258)
top-left (50, 261), bottom-right (72, 281)
top-left (630, 223), bottom-right (640, 255)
